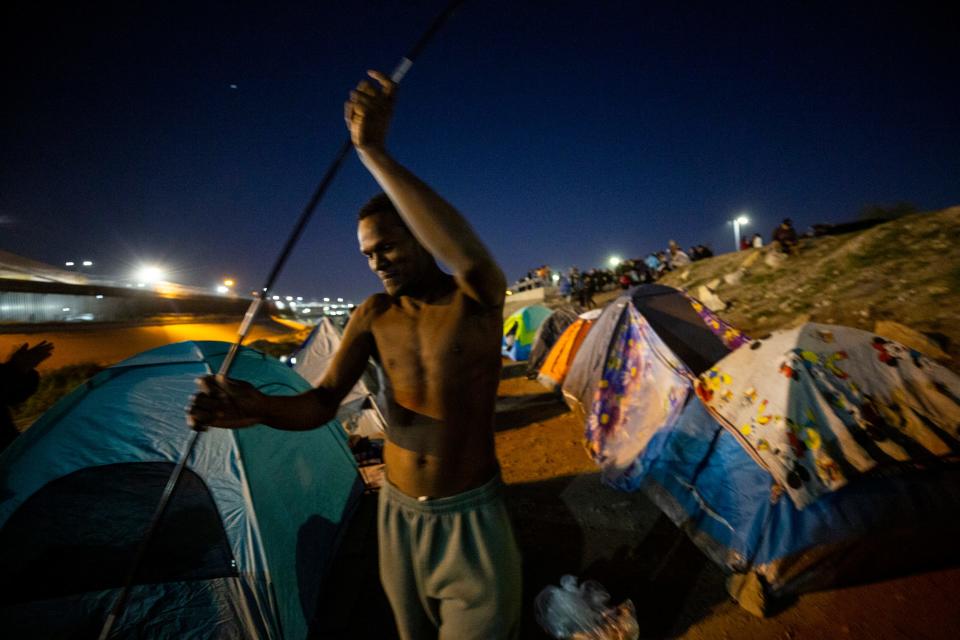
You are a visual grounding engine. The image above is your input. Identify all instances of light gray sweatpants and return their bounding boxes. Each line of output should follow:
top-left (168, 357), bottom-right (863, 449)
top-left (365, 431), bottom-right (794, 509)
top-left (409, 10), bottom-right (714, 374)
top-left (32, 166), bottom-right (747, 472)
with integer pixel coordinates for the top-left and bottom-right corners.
top-left (377, 473), bottom-right (522, 640)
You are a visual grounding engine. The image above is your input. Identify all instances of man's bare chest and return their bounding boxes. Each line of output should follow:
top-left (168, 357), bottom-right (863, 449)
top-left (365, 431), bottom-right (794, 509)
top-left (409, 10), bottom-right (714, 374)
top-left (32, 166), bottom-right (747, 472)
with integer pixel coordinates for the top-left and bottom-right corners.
top-left (370, 299), bottom-right (500, 388)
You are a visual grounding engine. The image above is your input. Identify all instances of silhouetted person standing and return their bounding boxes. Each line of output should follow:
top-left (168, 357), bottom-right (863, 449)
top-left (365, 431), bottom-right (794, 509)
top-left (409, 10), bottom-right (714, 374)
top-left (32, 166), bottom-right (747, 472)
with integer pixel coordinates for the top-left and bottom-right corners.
top-left (1, 341), bottom-right (53, 452)
top-left (772, 218), bottom-right (799, 254)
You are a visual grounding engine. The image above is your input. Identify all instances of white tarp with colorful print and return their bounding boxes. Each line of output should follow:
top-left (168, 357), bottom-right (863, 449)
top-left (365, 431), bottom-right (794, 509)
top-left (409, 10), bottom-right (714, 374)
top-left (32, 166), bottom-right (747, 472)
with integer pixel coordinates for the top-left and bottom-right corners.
top-left (585, 305), bottom-right (692, 489)
top-left (697, 323), bottom-right (960, 509)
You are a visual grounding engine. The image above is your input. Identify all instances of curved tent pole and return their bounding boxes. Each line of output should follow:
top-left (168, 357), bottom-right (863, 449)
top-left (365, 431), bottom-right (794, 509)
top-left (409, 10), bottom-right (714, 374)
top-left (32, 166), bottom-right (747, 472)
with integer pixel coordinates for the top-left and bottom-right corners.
top-left (98, 2), bottom-right (467, 637)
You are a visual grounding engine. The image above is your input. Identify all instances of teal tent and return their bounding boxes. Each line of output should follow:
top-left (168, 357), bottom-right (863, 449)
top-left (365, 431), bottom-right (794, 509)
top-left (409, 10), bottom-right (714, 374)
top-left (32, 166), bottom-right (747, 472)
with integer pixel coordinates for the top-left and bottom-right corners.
top-left (0, 341), bottom-right (363, 638)
top-left (502, 304), bottom-right (552, 361)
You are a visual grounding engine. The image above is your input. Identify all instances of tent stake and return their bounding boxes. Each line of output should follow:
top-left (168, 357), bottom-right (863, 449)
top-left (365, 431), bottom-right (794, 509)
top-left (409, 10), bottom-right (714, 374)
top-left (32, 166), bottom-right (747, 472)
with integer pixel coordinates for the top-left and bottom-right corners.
top-left (97, 2), bottom-right (466, 637)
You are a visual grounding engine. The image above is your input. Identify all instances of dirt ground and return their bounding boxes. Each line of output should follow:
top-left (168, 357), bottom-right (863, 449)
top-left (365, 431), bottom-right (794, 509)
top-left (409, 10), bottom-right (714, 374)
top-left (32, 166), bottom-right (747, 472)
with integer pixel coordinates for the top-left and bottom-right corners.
top-left (493, 363), bottom-right (960, 640)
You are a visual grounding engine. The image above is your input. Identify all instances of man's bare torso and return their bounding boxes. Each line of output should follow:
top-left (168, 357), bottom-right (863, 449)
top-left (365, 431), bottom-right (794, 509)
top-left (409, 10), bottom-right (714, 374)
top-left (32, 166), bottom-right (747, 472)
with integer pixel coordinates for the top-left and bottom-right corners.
top-left (363, 276), bottom-right (503, 498)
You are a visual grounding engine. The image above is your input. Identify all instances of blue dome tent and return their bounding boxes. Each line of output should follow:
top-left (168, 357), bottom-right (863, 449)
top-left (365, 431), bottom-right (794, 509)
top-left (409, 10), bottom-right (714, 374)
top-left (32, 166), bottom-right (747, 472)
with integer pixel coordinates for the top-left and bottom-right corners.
top-left (0, 341), bottom-right (364, 638)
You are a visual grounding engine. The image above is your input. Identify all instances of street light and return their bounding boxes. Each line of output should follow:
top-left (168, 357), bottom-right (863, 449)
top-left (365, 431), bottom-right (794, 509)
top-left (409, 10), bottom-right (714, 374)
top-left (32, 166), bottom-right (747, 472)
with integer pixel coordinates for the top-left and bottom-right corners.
top-left (134, 265), bottom-right (165, 284)
top-left (607, 255), bottom-right (623, 268)
top-left (731, 215), bottom-right (749, 250)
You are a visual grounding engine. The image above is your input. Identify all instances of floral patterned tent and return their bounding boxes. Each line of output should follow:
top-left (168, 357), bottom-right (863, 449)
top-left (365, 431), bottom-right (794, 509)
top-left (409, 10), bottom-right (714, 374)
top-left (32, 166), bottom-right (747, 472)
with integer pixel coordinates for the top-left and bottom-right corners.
top-left (698, 323), bottom-right (960, 509)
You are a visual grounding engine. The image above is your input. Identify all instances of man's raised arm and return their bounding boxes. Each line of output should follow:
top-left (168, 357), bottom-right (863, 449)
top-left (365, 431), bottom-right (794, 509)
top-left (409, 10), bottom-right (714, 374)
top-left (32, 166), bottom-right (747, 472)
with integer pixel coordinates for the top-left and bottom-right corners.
top-left (345, 70), bottom-right (506, 307)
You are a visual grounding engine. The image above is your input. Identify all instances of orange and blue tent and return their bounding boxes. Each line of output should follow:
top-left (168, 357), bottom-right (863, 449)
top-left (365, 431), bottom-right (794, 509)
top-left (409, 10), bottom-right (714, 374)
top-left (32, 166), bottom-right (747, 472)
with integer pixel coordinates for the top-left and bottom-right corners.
top-left (537, 310), bottom-right (600, 390)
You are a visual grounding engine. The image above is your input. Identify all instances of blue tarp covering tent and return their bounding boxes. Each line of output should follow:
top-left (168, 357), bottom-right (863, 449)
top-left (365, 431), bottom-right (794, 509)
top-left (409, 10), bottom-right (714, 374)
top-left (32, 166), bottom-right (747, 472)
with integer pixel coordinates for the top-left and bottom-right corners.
top-left (0, 341), bottom-right (364, 638)
top-left (635, 394), bottom-right (960, 613)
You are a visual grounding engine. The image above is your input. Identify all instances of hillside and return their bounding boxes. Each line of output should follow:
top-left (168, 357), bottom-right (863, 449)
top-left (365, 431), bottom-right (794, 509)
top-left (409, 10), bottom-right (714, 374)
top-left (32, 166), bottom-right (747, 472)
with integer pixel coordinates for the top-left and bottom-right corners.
top-left (659, 206), bottom-right (960, 366)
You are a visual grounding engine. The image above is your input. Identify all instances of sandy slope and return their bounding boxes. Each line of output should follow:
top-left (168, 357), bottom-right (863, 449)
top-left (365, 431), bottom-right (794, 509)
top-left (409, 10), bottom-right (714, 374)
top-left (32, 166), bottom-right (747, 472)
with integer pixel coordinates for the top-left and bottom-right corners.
top-left (0, 317), bottom-right (302, 371)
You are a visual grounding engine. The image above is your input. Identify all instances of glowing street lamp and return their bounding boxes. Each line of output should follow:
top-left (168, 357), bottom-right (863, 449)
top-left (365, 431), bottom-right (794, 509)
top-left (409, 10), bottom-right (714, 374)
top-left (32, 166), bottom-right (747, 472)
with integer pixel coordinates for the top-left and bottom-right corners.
top-left (607, 255), bottom-right (623, 268)
top-left (134, 265), bottom-right (166, 284)
top-left (731, 214), bottom-right (749, 250)
top-left (223, 278), bottom-right (235, 288)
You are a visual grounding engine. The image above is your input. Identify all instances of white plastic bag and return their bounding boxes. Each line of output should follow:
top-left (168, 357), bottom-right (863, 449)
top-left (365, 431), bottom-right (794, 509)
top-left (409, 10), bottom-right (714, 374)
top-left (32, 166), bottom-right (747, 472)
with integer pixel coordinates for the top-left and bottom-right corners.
top-left (534, 575), bottom-right (639, 640)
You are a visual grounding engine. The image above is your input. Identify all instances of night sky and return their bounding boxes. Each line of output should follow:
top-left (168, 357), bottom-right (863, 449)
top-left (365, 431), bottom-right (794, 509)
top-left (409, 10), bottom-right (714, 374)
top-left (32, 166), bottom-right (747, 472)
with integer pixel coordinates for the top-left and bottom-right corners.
top-left (2, 1), bottom-right (958, 301)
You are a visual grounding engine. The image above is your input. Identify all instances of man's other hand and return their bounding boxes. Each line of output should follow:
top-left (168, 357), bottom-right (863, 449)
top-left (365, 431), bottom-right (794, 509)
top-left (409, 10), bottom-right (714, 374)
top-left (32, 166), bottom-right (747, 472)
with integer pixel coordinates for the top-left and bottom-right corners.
top-left (344, 70), bottom-right (396, 151)
top-left (187, 375), bottom-right (264, 430)
top-left (8, 341), bottom-right (54, 373)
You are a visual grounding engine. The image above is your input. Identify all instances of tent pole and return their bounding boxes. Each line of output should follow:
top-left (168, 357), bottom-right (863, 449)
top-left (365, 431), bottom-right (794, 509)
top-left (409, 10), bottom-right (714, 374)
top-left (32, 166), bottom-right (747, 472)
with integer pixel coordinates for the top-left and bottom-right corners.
top-left (97, 2), bottom-right (466, 637)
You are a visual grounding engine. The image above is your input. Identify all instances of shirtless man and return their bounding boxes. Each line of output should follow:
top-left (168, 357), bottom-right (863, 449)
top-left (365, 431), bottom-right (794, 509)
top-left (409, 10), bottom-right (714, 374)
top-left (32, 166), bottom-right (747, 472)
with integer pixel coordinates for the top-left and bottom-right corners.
top-left (188, 70), bottom-right (521, 639)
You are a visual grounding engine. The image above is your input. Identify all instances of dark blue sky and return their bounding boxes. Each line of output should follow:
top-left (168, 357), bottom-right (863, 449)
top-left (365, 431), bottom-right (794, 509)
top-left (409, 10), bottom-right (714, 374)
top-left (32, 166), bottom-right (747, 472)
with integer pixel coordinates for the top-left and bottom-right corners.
top-left (2, 1), bottom-right (958, 300)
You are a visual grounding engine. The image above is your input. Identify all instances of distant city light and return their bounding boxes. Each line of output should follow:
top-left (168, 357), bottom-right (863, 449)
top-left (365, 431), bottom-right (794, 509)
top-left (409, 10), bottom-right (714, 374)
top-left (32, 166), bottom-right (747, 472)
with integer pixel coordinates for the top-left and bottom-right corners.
top-left (736, 215), bottom-right (749, 225)
top-left (95, 294), bottom-right (104, 299)
top-left (285, 296), bottom-right (293, 301)
top-left (276, 301), bottom-right (285, 309)
top-left (216, 285), bottom-right (229, 294)
top-left (303, 308), bottom-right (311, 313)
top-left (65, 261), bottom-right (75, 266)
top-left (82, 260), bottom-right (93, 267)
top-left (608, 255), bottom-right (623, 268)
top-left (323, 297), bottom-right (330, 302)
top-left (551, 273), bottom-right (560, 282)
top-left (62, 307), bottom-right (71, 312)
top-left (134, 265), bottom-right (165, 284)
top-left (272, 295), bottom-right (280, 300)
top-left (337, 297), bottom-right (343, 302)
top-left (296, 296), bottom-right (303, 301)
top-left (347, 303), bottom-right (354, 308)
top-left (223, 278), bottom-right (235, 287)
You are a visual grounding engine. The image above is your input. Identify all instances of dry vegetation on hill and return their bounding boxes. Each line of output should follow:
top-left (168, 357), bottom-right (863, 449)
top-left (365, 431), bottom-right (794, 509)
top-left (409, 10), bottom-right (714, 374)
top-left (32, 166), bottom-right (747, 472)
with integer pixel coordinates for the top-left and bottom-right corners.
top-left (659, 206), bottom-right (960, 366)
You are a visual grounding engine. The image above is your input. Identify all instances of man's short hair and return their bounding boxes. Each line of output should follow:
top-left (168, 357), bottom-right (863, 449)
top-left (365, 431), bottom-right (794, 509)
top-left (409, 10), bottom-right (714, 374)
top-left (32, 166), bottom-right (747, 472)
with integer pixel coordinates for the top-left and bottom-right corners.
top-left (358, 193), bottom-right (407, 232)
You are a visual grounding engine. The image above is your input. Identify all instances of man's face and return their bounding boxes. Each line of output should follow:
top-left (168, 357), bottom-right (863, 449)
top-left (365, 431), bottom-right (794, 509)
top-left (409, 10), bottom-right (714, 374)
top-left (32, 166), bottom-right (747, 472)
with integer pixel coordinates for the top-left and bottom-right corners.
top-left (358, 212), bottom-right (430, 296)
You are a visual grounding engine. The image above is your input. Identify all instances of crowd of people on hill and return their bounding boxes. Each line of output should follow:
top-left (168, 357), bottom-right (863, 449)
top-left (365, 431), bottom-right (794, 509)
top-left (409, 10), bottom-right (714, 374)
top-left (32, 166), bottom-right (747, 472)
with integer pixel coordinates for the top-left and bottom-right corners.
top-left (514, 219), bottom-right (803, 300)
top-left (513, 238), bottom-right (717, 300)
